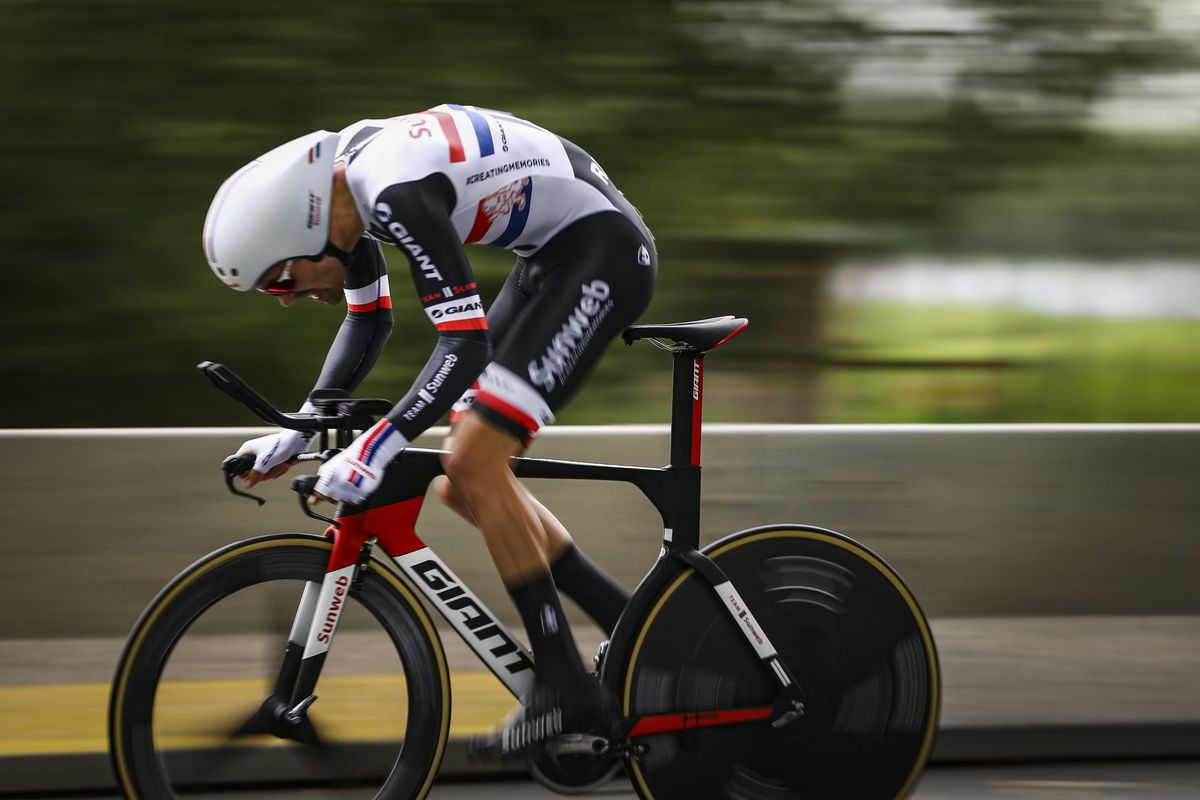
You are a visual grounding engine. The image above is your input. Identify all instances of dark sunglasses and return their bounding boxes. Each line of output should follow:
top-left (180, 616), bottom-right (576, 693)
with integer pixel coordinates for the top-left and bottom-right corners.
top-left (257, 260), bottom-right (296, 295)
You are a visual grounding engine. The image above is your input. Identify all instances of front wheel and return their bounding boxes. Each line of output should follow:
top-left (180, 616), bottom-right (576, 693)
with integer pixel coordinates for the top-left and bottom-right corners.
top-left (109, 534), bottom-right (451, 799)
top-left (622, 525), bottom-right (940, 800)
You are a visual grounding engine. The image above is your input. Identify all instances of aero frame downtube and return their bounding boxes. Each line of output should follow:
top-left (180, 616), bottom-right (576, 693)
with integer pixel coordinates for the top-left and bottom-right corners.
top-left (334, 493), bottom-right (537, 699)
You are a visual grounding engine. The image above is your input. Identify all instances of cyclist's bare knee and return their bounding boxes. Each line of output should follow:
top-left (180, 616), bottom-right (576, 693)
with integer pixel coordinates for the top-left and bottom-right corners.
top-left (432, 475), bottom-right (476, 524)
top-left (442, 414), bottom-right (521, 489)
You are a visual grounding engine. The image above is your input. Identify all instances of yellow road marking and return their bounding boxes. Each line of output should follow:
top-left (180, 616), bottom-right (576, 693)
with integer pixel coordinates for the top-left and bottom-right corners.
top-left (0, 673), bottom-right (514, 757)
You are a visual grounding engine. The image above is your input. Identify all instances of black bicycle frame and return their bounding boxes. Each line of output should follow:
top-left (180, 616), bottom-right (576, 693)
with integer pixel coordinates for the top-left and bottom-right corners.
top-left (275, 347), bottom-right (805, 740)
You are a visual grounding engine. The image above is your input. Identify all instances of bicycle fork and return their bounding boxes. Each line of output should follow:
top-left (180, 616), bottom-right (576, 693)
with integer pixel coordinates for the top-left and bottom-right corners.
top-left (253, 523), bottom-right (377, 739)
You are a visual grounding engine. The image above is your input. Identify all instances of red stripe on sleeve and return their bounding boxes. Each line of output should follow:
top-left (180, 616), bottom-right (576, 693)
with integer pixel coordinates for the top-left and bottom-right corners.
top-left (436, 318), bottom-right (489, 331)
top-left (428, 111), bottom-right (466, 163)
top-left (347, 295), bottom-right (392, 314)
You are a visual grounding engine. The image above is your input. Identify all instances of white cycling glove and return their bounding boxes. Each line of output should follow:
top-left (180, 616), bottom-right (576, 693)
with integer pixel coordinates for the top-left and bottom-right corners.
top-left (239, 429), bottom-right (313, 473)
top-left (238, 401), bottom-right (319, 473)
top-left (315, 418), bottom-right (408, 504)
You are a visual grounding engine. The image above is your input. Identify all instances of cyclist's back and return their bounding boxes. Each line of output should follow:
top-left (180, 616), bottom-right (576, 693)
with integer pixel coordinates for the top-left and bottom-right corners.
top-left (338, 104), bottom-right (651, 257)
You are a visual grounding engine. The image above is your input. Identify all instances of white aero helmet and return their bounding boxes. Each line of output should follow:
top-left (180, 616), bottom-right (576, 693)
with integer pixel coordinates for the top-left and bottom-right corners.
top-left (202, 130), bottom-right (342, 291)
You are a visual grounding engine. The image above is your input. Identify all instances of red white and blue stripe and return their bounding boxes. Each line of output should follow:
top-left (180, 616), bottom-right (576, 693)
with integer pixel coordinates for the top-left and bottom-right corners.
top-left (347, 419), bottom-right (406, 487)
top-left (465, 178), bottom-right (534, 246)
top-left (488, 179), bottom-right (533, 247)
top-left (447, 104), bottom-right (495, 157)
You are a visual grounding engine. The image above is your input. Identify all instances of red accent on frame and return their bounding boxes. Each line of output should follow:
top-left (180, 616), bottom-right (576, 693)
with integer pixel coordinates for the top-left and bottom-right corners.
top-left (371, 497), bottom-right (428, 557)
top-left (628, 707), bottom-right (773, 738)
top-left (691, 358), bottom-right (704, 465)
top-left (428, 111), bottom-right (466, 163)
top-left (333, 497), bottom-right (428, 561)
top-left (327, 514), bottom-right (370, 571)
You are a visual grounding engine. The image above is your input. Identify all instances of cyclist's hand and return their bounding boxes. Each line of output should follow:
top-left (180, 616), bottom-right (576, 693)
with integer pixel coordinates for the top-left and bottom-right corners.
top-left (237, 430), bottom-right (312, 489)
top-left (311, 419), bottom-right (405, 506)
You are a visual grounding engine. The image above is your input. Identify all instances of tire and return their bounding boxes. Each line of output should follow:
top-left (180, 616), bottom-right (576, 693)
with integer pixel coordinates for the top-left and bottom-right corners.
top-left (622, 525), bottom-right (940, 800)
top-left (109, 534), bottom-right (451, 799)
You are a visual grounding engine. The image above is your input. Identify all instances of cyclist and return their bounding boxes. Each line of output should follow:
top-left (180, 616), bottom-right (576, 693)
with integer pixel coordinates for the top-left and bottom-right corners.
top-left (202, 105), bottom-right (657, 755)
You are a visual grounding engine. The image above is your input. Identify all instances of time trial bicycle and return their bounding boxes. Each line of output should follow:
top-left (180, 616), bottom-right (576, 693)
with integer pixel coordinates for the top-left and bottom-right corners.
top-left (108, 315), bottom-right (940, 799)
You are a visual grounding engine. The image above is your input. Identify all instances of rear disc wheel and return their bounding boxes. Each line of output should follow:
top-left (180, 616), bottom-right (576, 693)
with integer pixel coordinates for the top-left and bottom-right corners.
top-left (623, 525), bottom-right (939, 800)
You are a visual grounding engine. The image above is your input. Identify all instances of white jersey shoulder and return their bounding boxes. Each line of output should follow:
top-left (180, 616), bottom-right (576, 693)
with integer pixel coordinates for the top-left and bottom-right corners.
top-left (338, 107), bottom-right (617, 252)
top-left (337, 116), bottom-right (450, 229)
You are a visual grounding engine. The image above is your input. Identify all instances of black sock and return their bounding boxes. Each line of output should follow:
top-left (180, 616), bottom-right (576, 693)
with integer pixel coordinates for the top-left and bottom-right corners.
top-left (508, 571), bottom-right (588, 692)
top-left (550, 544), bottom-right (630, 637)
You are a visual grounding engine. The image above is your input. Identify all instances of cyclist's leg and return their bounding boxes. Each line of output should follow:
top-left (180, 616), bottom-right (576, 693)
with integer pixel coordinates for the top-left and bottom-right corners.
top-left (438, 217), bottom-right (655, 635)
top-left (434, 262), bottom-right (577, 564)
top-left (434, 259), bottom-right (527, 528)
top-left (438, 473), bottom-right (625, 636)
top-left (485, 211), bottom-right (654, 635)
top-left (450, 211), bottom-right (655, 750)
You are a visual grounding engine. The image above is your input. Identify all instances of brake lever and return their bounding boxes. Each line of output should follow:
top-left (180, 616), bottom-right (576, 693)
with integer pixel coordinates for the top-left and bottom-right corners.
top-left (222, 454), bottom-right (266, 506)
top-left (291, 468), bottom-right (340, 528)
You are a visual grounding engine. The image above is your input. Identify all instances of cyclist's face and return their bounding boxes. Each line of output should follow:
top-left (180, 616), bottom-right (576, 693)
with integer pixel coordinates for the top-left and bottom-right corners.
top-left (256, 256), bottom-right (346, 307)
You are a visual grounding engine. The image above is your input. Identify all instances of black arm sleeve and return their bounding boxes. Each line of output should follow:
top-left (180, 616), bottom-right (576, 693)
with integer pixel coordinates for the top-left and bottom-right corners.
top-left (370, 174), bottom-right (492, 441)
top-left (307, 238), bottom-right (394, 401)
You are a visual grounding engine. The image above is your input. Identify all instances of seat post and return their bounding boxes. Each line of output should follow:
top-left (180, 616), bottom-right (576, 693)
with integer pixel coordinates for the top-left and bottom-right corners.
top-left (670, 349), bottom-right (705, 467)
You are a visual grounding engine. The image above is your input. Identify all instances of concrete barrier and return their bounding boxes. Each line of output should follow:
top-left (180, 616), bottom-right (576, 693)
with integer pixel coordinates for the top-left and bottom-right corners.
top-left (4, 424), bottom-right (1198, 637)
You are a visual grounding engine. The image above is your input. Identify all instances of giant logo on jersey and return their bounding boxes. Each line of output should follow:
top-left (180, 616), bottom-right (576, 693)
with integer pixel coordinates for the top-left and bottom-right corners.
top-left (372, 202), bottom-right (444, 281)
top-left (424, 293), bottom-right (487, 332)
top-left (464, 178), bottom-right (533, 248)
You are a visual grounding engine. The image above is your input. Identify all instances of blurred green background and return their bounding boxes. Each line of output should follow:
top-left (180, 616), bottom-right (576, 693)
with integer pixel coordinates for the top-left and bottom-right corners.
top-left (4, 0), bottom-right (1198, 427)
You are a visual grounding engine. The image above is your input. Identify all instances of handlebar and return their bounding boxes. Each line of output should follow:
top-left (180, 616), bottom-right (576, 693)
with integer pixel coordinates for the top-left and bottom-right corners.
top-left (199, 361), bottom-right (393, 432)
top-left (203, 361), bottom-right (389, 523)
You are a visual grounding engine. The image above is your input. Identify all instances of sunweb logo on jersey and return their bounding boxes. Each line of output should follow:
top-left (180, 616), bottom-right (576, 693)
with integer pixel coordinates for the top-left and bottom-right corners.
top-left (527, 280), bottom-right (613, 392)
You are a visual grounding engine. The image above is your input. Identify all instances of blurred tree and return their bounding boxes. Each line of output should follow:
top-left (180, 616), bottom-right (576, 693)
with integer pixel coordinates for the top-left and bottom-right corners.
top-left (1, 0), bottom-right (1196, 425)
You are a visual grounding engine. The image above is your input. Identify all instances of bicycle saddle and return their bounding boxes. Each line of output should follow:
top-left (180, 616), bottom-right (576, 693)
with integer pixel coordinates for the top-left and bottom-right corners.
top-left (622, 315), bottom-right (748, 352)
